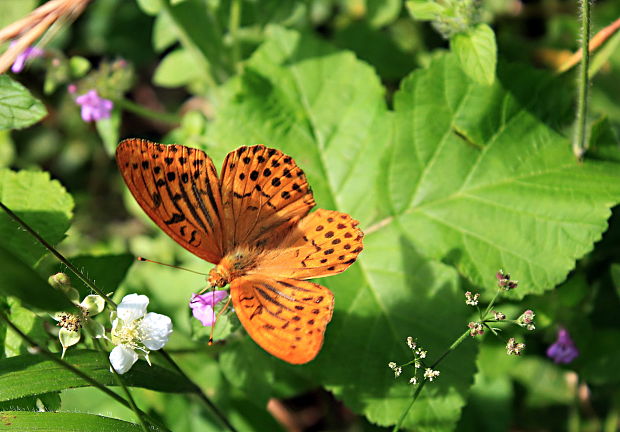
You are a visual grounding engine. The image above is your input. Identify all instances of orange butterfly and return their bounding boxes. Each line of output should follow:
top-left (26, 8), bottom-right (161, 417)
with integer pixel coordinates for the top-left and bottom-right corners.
top-left (116, 139), bottom-right (363, 364)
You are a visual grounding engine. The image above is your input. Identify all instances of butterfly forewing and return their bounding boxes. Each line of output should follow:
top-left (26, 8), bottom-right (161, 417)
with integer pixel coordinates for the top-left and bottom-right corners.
top-left (230, 275), bottom-right (334, 364)
top-left (220, 145), bottom-right (315, 251)
top-left (254, 209), bottom-right (364, 280)
top-left (116, 139), bottom-right (225, 264)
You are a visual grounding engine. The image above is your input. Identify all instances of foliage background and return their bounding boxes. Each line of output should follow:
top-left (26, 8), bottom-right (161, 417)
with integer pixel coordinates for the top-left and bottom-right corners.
top-left (1, 0), bottom-right (620, 431)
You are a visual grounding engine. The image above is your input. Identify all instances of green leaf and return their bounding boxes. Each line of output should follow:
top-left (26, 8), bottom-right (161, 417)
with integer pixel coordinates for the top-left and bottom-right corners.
top-left (0, 246), bottom-right (73, 312)
top-left (0, 350), bottom-right (196, 403)
top-left (0, 75), bottom-right (47, 130)
top-left (153, 48), bottom-right (203, 88)
top-left (0, 392), bottom-right (60, 412)
top-left (219, 337), bottom-right (276, 407)
top-left (451, 23), bottom-right (497, 86)
top-left (388, 54), bottom-right (620, 298)
top-left (0, 170), bottom-right (74, 267)
top-left (153, 11), bottom-right (178, 52)
top-left (3, 298), bottom-right (49, 357)
top-left (208, 26), bottom-right (477, 430)
top-left (406, 0), bottom-right (445, 20)
top-left (0, 411), bottom-right (158, 431)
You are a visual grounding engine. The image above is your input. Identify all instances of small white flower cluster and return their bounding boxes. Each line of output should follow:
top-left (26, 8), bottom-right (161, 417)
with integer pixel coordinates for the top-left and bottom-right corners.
top-left (506, 337), bottom-right (525, 356)
top-left (387, 337), bottom-right (438, 386)
top-left (424, 368), bottom-right (440, 382)
top-left (464, 291), bottom-right (479, 306)
top-left (388, 361), bottom-right (402, 377)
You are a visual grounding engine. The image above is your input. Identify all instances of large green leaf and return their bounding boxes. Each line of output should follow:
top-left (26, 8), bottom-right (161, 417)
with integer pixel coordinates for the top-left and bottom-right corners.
top-left (208, 26), bottom-right (477, 431)
top-left (0, 411), bottom-right (158, 431)
top-left (0, 75), bottom-right (47, 130)
top-left (0, 350), bottom-right (196, 403)
top-left (0, 170), bottom-right (74, 267)
top-left (388, 54), bottom-right (620, 298)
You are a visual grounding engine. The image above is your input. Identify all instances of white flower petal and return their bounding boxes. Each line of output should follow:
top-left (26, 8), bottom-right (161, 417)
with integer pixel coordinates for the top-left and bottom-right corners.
top-left (109, 345), bottom-right (138, 374)
top-left (140, 312), bottom-right (173, 351)
top-left (117, 294), bottom-right (149, 323)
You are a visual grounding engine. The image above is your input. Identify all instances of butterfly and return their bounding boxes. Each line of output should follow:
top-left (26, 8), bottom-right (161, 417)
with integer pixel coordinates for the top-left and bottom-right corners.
top-left (115, 139), bottom-right (364, 364)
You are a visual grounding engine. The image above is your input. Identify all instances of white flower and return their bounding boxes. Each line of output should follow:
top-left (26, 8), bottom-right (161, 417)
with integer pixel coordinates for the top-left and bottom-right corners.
top-left (109, 294), bottom-right (173, 374)
top-left (406, 336), bottom-right (416, 350)
top-left (409, 377), bottom-right (418, 385)
top-left (424, 368), bottom-right (440, 382)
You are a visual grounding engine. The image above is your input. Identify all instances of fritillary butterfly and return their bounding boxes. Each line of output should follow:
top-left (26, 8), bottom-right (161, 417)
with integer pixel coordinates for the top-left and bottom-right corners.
top-left (116, 139), bottom-right (364, 364)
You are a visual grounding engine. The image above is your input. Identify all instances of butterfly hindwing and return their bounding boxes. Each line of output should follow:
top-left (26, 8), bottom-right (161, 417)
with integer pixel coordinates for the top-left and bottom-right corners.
top-left (254, 209), bottom-right (364, 280)
top-left (116, 139), bottom-right (225, 264)
top-left (230, 274), bottom-right (334, 364)
top-left (220, 145), bottom-right (315, 251)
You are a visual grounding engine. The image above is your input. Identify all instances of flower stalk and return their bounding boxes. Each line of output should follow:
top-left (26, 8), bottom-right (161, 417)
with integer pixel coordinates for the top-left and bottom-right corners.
top-left (572, 0), bottom-right (592, 160)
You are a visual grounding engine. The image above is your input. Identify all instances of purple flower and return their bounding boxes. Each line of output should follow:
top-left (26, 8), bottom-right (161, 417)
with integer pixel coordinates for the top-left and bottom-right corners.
top-left (10, 43), bottom-right (44, 73)
top-left (547, 328), bottom-right (579, 364)
top-left (189, 290), bottom-right (228, 327)
top-left (75, 90), bottom-right (113, 122)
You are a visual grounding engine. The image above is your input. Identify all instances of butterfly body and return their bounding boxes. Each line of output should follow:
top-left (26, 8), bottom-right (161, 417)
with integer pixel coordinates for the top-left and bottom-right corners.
top-left (116, 139), bottom-right (363, 364)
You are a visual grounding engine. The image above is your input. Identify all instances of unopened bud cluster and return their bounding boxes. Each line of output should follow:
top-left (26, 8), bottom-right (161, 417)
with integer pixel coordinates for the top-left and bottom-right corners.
top-left (496, 269), bottom-right (518, 290)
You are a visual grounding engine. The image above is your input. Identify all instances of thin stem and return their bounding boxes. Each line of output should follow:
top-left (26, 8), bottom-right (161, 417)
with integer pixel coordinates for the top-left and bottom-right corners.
top-left (229, 0), bottom-right (242, 74)
top-left (114, 99), bottom-right (181, 125)
top-left (572, 0), bottom-right (592, 160)
top-left (158, 349), bottom-right (239, 432)
top-left (0, 201), bottom-right (116, 309)
top-left (392, 328), bottom-right (471, 432)
top-left (0, 309), bottom-right (169, 430)
top-left (92, 338), bottom-right (151, 432)
top-left (482, 289), bottom-right (501, 320)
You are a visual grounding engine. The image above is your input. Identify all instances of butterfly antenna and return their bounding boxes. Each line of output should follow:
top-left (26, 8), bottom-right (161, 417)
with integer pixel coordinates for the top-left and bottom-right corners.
top-left (208, 294), bottom-right (233, 346)
top-left (136, 257), bottom-right (207, 276)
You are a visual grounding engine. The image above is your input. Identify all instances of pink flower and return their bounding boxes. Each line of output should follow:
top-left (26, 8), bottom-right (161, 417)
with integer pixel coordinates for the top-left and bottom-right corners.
top-left (189, 290), bottom-right (228, 327)
top-left (547, 328), bottom-right (579, 364)
top-left (10, 43), bottom-right (44, 73)
top-left (75, 90), bottom-right (113, 122)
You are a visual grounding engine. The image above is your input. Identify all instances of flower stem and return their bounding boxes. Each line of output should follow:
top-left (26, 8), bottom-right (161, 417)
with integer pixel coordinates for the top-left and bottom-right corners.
top-left (114, 98), bottom-right (181, 125)
top-left (229, 0), bottom-right (242, 74)
top-left (482, 289), bottom-right (501, 320)
top-left (392, 328), bottom-right (471, 432)
top-left (572, 0), bottom-right (592, 160)
top-left (158, 349), bottom-right (239, 432)
top-left (92, 338), bottom-right (151, 432)
top-left (0, 201), bottom-right (116, 309)
top-left (0, 309), bottom-right (170, 432)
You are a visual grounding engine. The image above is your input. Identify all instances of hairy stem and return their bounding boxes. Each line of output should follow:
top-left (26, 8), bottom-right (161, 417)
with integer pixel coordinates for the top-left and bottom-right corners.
top-left (572, 0), bottom-right (592, 160)
top-left (0, 201), bottom-right (116, 309)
